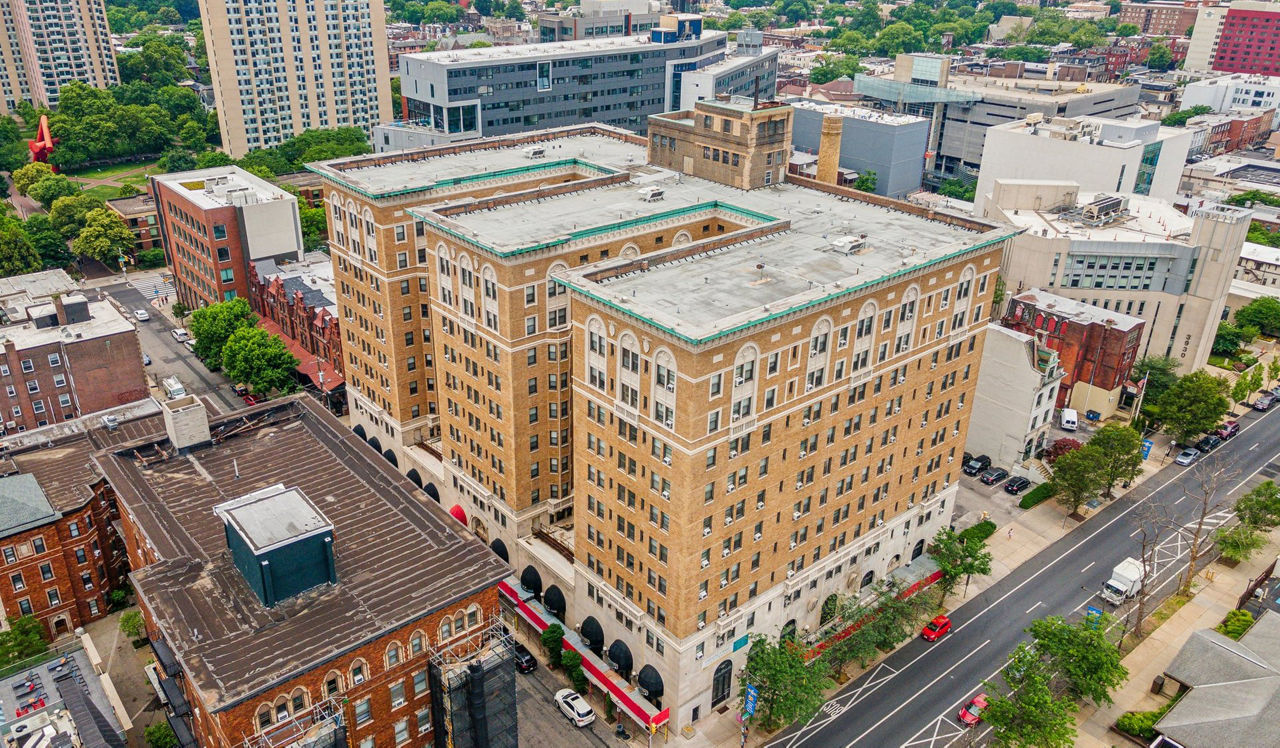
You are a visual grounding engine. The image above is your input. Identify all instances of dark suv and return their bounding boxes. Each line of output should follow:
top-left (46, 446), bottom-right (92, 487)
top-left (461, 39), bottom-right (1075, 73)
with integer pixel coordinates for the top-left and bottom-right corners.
top-left (962, 455), bottom-right (992, 476)
top-left (512, 643), bottom-right (537, 673)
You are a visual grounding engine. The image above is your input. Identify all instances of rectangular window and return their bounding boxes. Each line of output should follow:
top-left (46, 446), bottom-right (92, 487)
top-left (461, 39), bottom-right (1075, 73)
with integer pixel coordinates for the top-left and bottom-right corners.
top-left (354, 698), bottom-right (371, 725)
top-left (390, 681), bottom-right (406, 708)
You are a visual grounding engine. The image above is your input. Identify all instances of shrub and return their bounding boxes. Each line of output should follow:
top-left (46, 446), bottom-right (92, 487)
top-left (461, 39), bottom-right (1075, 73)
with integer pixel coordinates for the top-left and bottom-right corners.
top-left (1116, 700), bottom-right (1177, 741)
top-left (958, 520), bottom-right (997, 544)
top-left (540, 623), bottom-right (564, 668)
top-left (1216, 609), bottom-right (1254, 640)
top-left (135, 248), bottom-right (166, 269)
top-left (1019, 483), bottom-right (1056, 509)
top-left (1044, 437), bottom-right (1083, 465)
top-left (144, 722), bottom-right (178, 748)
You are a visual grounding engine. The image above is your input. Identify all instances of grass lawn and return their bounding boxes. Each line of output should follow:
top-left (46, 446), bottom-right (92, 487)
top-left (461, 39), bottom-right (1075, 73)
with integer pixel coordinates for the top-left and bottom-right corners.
top-left (66, 160), bottom-right (157, 180)
top-left (118, 173), bottom-right (154, 187)
top-left (78, 184), bottom-right (125, 201)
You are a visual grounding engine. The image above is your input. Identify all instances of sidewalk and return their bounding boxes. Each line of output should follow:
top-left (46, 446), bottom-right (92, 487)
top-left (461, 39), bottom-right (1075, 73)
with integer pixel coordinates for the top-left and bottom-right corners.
top-left (1074, 529), bottom-right (1280, 746)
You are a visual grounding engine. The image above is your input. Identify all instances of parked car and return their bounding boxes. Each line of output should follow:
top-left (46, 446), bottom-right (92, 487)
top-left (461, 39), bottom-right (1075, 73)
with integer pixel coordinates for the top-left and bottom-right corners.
top-left (184, 338), bottom-right (197, 353)
top-left (979, 467), bottom-right (1009, 486)
top-left (1271, 387), bottom-right (1280, 400)
top-left (962, 455), bottom-right (992, 476)
top-left (1003, 476), bottom-right (1032, 495)
top-left (231, 383), bottom-right (249, 396)
top-left (1195, 434), bottom-right (1223, 454)
top-left (243, 394), bottom-right (263, 406)
top-left (921, 615), bottom-right (952, 642)
top-left (554, 688), bottom-right (595, 727)
top-left (1175, 448), bottom-right (1201, 466)
top-left (1216, 421), bottom-right (1241, 440)
top-left (512, 643), bottom-right (537, 673)
top-left (132, 309), bottom-right (150, 322)
top-left (958, 694), bottom-right (988, 726)
top-left (142, 353), bottom-right (151, 366)
top-left (1255, 394), bottom-right (1275, 411)
top-left (171, 328), bottom-right (190, 342)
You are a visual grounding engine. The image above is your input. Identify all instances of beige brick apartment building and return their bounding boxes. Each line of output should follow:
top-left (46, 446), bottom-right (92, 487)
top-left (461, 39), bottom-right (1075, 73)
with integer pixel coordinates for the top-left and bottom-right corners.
top-left (308, 99), bottom-right (1015, 731)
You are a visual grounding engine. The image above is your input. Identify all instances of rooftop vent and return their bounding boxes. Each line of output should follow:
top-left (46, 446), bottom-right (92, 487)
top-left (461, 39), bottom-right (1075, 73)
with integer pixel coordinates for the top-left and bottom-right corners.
top-left (160, 395), bottom-right (210, 452)
top-left (638, 186), bottom-right (665, 202)
top-left (215, 484), bottom-right (336, 608)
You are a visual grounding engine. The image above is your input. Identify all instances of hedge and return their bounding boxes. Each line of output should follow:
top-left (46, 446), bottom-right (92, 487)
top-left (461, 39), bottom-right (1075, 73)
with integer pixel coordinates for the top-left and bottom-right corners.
top-left (959, 520), bottom-right (997, 544)
top-left (1018, 483), bottom-right (1055, 509)
top-left (1116, 699), bottom-right (1177, 741)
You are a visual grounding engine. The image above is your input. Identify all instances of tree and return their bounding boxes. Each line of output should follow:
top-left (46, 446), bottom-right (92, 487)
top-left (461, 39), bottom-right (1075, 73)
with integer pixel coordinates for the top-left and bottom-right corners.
top-left (982, 653), bottom-right (1077, 748)
top-left (11, 162), bottom-right (53, 195)
top-left (1116, 22), bottom-right (1140, 36)
top-left (929, 527), bottom-right (993, 600)
top-left (938, 178), bottom-right (975, 201)
top-left (195, 150), bottom-right (235, 169)
top-left (48, 193), bottom-right (106, 239)
top-left (0, 615), bottom-right (49, 665)
top-left (119, 610), bottom-right (145, 638)
top-left (873, 22), bottom-right (925, 56)
top-left (1134, 355), bottom-right (1180, 405)
top-left (1176, 459), bottom-right (1236, 595)
top-left (1146, 43), bottom-right (1173, 71)
top-left (1213, 321), bottom-right (1256, 356)
top-left (1234, 480), bottom-right (1280, 529)
top-left (558, 648), bottom-right (589, 692)
top-left (1249, 365), bottom-right (1265, 399)
top-left (221, 327), bottom-right (300, 395)
top-left (540, 623), bottom-right (564, 667)
top-left (1216, 609), bottom-right (1254, 640)
top-left (188, 297), bottom-right (257, 368)
top-left (1215, 523), bottom-right (1266, 563)
top-left (852, 170), bottom-right (877, 193)
top-left (144, 722), bottom-right (178, 748)
top-left (1232, 374), bottom-right (1254, 410)
top-left (1050, 444), bottom-right (1104, 516)
top-left (810, 54), bottom-right (863, 84)
top-left (71, 208), bottom-right (136, 265)
top-left (1162, 104), bottom-right (1213, 127)
top-left (1090, 424), bottom-right (1144, 498)
top-left (23, 214), bottom-right (71, 270)
top-left (1268, 357), bottom-right (1280, 388)
top-left (502, 0), bottom-right (524, 20)
top-left (1158, 370), bottom-right (1230, 444)
top-left (1236, 296), bottom-right (1280, 337)
top-left (1043, 437), bottom-right (1082, 465)
top-left (1028, 615), bottom-right (1128, 705)
top-left (27, 175), bottom-right (80, 210)
top-left (299, 205), bottom-right (327, 251)
top-left (179, 119), bottom-right (206, 150)
top-left (740, 634), bottom-right (834, 731)
top-left (0, 222), bottom-right (41, 277)
top-left (158, 148), bottom-right (197, 173)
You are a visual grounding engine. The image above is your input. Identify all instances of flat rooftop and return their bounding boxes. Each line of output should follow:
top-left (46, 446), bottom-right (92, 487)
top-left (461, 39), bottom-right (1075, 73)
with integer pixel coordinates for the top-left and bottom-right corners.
top-left (784, 96), bottom-right (926, 125)
top-left (309, 131), bottom-right (641, 198)
top-left (152, 166), bottom-right (296, 211)
top-left (0, 299), bottom-right (135, 351)
top-left (105, 193), bottom-right (156, 215)
top-left (943, 73), bottom-right (1133, 101)
top-left (1242, 241), bottom-right (1280, 265)
top-left (0, 649), bottom-right (124, 745)
top-left (403, 29), bottom-right (724, 65)
top-left (0, 269), bottom-right (75, 310)
top-left (1009, 288), bottom-right (1144, 332)
top-left (1000, 190), bottom-right (1196, 243)
top-left (96, 397), bottom-right (510, 711)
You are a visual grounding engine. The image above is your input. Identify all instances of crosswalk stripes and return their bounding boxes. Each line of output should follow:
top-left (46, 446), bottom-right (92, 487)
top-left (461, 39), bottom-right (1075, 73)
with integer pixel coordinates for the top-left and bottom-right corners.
top-left (129, 273), bottom-right (176, 301)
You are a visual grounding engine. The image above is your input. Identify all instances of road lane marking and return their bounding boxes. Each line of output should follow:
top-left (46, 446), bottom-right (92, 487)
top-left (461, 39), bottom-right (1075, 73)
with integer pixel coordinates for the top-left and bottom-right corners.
top-left (841, 640), bottom-right (991, 748)
top-left (1130, 527), bottom-right (1142, 537)
top-left (1251, 442), bottom-right (1260, 451)
top-left (1025, 601), bottom-right (1042, 614)
top-left (1173, 496), bottom-right (1185, 506)
top-left (1081, 561), bottom-right (1095, 573)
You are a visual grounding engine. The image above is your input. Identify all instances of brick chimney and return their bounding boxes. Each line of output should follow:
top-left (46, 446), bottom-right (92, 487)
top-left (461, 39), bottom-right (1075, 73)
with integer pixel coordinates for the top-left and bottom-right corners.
top-left (816, 114), bottom-right (843, 185)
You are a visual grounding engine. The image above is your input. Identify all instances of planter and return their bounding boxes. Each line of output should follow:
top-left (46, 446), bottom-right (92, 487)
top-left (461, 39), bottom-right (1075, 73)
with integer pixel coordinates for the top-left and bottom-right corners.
top-left (1108, 725), bottom-right (1153, 747)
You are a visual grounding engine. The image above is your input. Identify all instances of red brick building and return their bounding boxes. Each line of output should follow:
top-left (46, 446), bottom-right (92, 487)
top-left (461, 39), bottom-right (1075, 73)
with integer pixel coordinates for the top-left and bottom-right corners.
top-left (0, 293), bottom-right (147, 435)
top-left (103, 396), bottom-right (514, 748)
top-left (105, 193), bottom-right (161, 259)
top-left (1118, 1), bottom-right (1204, 36)
top-left (1003, 290), bottom-right (1144, 416)
top-left (1213, 4), bottom-right (1280, 75)
top-left (1189, 108), bottom-right (1276, 155)
top-left (151, 166), bottom-right (305, 310)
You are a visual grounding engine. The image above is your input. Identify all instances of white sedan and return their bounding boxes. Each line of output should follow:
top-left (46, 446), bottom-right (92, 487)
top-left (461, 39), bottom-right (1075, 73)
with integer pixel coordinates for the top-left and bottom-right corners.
top-left (133, 309), bottom-right (150, 322)
top-left (554, 688), bottom-right (595, 727)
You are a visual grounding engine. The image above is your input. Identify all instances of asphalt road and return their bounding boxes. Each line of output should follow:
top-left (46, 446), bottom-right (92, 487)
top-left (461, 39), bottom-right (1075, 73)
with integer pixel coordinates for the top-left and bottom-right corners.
top-left (770, 405), bottom-right (1280, 748)
top-left (516, 658), bottom-right (617, 747)
top-left (101, 282), bottom-right (240, 414)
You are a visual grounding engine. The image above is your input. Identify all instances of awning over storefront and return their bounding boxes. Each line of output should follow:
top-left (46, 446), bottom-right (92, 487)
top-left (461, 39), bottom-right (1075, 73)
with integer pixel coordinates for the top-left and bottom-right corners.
top-left (498, 578), bottom-right (669, 731)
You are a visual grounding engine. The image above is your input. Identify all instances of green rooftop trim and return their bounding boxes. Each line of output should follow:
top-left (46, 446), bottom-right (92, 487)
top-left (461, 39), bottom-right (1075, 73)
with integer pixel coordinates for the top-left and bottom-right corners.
top-left (560, 230), bottom-right (1021, 347)
top-left (305, 158), bottom-right (618, 200)
top-left (407, 200), bottom-right (782, 258)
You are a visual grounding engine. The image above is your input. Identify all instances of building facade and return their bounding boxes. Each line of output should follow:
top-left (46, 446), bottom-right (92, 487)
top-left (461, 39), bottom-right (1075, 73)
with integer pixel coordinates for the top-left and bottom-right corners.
top-left (1002, 290), bottom-right (1144, 419)
top-left (106, 193), bottom-right (161, 259)
top-left (1186, 0), bottom-right (1280, 74)
top-left (1117, 1), bottom-right (1202, 37)
top-left (785, 97), bottom-right (930, 198)
top-left (151, 167), bottom-right (304, 309)
top-left (967, 324), bottom-right (1063, 471)
top-left (0, 0), bottom-right (118, 111)
top-left (1234, 241), bottom-right (1280, 286)
top-left (247, 253), bottom-right (345, 401)
top-left (537, 0), bottom-right (664, 42)
top-left (982, 180), bottom-right (1252, 374)
top-left (1182, 74), bottom-right (1280, 127)
top-left (1186, 109), bottom-right (1276, 155)
top-left (974, 115), bottom-right (1193, 214)
top-left (197, 0), bottom-right (393, 157)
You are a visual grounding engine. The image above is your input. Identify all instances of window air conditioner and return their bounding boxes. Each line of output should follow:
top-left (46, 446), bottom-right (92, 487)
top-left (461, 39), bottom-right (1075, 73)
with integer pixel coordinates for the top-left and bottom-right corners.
top-left (754, 532), bottom-right (762, 541)
top-left (663, 456), bottom-right (671, 465)
top-left (786, 569), bottom-right (795, 578)
top-left (724, 517), bottom-right (733, 526)
top-left (730, 450), bottom-right (738, 458)
top-left (703, 527), bottom-right (712, 537)
top-left (803, 418), bottom-right (811, 426)
top-left (789, 541), bottom-right (797, 550)
top-left (662, 490), bottom-right (670, 499)
top-left (720, 579), bottom-right (728, 588)
top-left (699, 590), bottom-right (708, 600)
top-left (806, 383), bottom-right (814, 392)
top-left (735, 377), bottom-right (744, 386)
top-left (792, 511), bottom-right (801, 520)
top-left (727, 485), bottom-right (736, 493)
top-left (722, 547), bottom-right (730, 558)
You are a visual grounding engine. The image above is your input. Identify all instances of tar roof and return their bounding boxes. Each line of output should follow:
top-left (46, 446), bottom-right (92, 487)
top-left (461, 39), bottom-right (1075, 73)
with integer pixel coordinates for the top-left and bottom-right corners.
top-left (97, 397), bottom-right (509, 712)
top-left (402, 29), bottom-right (724, 66)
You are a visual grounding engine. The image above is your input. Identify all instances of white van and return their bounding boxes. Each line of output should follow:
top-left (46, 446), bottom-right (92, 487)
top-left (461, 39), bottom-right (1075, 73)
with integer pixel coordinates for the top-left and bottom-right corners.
top-left (1060, 408), bottom-right (1079, 431)
top-left (162, 376), bottom-right (186, 399)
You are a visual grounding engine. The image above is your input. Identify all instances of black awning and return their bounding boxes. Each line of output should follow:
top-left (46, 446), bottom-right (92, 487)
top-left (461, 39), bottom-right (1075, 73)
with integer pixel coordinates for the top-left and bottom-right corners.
top-left (543, 585), bottom-right (566, 620)
top-left (580, 617), bottom-right (604, 656)
top-left (607, 640), bottom-right (633, 681)
top-left (637, 665), bottom-right (664, 700)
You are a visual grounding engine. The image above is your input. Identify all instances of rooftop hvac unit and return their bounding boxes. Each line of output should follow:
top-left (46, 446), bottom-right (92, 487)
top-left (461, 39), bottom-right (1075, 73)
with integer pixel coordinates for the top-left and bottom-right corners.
top-left (523, 146), bottom-right (546, 159)
top-left (639, 186), bottom-right (665, 202)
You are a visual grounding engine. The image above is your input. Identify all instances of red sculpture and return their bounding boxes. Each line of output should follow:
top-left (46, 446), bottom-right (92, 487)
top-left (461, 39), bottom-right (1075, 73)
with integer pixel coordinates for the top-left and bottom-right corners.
top-left (27, 114), bottom-right (57, 172)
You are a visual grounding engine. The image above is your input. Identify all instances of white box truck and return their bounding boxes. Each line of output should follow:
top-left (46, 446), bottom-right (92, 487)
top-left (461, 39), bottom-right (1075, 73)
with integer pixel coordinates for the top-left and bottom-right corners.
top-left (1100, 557), bottom-right (1143, 605)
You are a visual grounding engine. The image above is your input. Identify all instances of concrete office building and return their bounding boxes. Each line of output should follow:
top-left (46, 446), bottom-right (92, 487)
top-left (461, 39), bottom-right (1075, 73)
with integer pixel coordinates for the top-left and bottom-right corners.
top-left (537, 0), bottom-right (664, 42)
top-left (967, 324), bottom-right (1063, 472)
top-left (311, 98), bottom-right (1014, 733)
top-left (855, 53), bottom-right (1141, 181)
top-left (198, 0), bottom-right (392, 157)
top-left (1182, 74), bottom-right (1280, 127)
top-left (0, 0), bottom-right (117, 111)
top-left (974, 115), bottom-right (1193, 213)
top-left (151, 167), bottom-right (304, 309)
top-left (786, 97), bottom-right (929, 198)
top-left (1186, 0), bottom-right (1280, 74)
top-left (377, 15), bottom-right (777, 150)
top-left (981, 180), bottom-right (1252, 374)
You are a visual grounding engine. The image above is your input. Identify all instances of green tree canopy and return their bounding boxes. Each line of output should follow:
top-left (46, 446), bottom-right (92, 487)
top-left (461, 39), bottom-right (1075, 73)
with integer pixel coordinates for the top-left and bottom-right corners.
top-left (810, 54), bottom-right (863, 84)
top-left (929, 526), bottom-right (993, 600)
top-left (740, 634), bottom-right (834, 731)
top-left (1234, 480), bottom-right (1280, 529)
top-left (10, 162), bottom-right (53, 196)
top-left (982, 645), bottom-right (1078, 748)
top-left (0, 221), bottom-right (41, 277)
top-left (23, 214), bottom-right (72, 270)
top-left (48, 193), bottom-right (107, 239)
top-left (299, 205), bottom-right (328, 251)
top-left (1213, 321), bottom-right (1257, 356)
top-left (1115, 22), bottom-right (1140, 36)
top-left (853, 170), bottom-right (878, 192)
top-left (188, 297), bottom-right (257, 369)
top-left (1158, 370), bottom-right (1231, 444)
top-left (873, 22), bottom-right (925, 56)
top-left (117, 39), bottom-right (188, 86)
top-left (221, 326), bottom-right (300, 395)
top-left (1235, 296), bottom-right (1280, 337)
top-left (0, 615), bottom-right (49, 666)
top-left (27, 175), bottom-right (80, 210)
top-left (1050, 443), bottom-right (1105, 515)
top-left (1162, 104), bottom-right (1213, 127)
top-left (1028, 615), bottom-right (1128, 705)
top-left (71, 208), bottom-right (137, 264)
top-left (1134, 355), bottom-right (1180, 404)
top-left (1146, 43), bottom-right (1173, 71)
top-left (1089, 423), bottom-right (1144, 498)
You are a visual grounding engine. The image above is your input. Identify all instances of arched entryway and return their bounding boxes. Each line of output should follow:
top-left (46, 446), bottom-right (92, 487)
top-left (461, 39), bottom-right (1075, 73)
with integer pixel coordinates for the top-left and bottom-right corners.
top-left (353, 424), bottom-right (367, 440)
top-left (820, 594), bottom-right (839, 626)
top-left (780, 619), bottom-right (797, 643)
top-left (470, 517), bottom-right (488, 542)
top-left (406, 469), bottom-right (424, 489)
top-left (424, 483), bottom-right (440, 502)
top-left (861, 570), bottom-right (876, 590)
top-left (580, 617), bottom-right (604, 657)
top-left (52, 617), bottom-right (69, 638)
top-left (383, 449), bottom-right (398, 467)
top-left (544, 585), bottom-right (567, 620)
top-left (637, 665), bottom-right (664, 708)
top-left (520, 566), bottom-right (543, 601)
top-left (367, 436), bottom-right (382, 454)
top-left (912, 538), bottom-right (925, 560)
top-left (490, 538), bottom-right (509, 563)
top-left (607, 640), bottom-right (633, 681)
top-left (711, 659), bottom-right (733, 707)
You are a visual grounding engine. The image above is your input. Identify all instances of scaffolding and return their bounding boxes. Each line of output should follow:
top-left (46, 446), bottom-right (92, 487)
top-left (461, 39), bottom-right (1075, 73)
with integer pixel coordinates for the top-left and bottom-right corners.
top-left (427, 616), bottom-right (518, 748)
top-left (241, 697), bottom-right (345, 748)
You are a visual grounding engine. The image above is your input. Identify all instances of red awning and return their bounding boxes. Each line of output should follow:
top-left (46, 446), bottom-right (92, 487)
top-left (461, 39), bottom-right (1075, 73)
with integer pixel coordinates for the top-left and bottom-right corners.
top-left (498, 579), bottom-right (669, 730)
top-left (448, 505), bottom-right (467, 524)
top-left (257, 319), bottom-right (344, 392)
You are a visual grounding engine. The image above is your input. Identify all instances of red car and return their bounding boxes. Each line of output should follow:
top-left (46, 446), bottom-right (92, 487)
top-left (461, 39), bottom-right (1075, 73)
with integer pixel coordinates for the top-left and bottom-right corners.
top-left (958, 694), bottom-right (988, 726)
top-left (243, 394), bottom-right (262, 406)
top-left (1216, 421), bottom-right (1240, 440)
top-left (921, 615), bottom-right (952, 641)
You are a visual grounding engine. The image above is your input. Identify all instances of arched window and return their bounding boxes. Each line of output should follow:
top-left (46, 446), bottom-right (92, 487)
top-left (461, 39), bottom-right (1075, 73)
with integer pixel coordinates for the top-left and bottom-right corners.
top-left (323, 671), bottom-right (343, 699)
top-left (454, 611), bottom-right (466, 632)
top-left (350, 659), bottom-right (368, 686)
top-left (386, 642), bottom-right (402, 667)
top-left (466, 604), bottom-right (481, 628)
top-left (440, 618), bottom-right (453, 640)
top-left (273, 695), bottom-right (290, 723)
top-left (289, 688), bottom-right (308, 715)
top-left (410, 631), bottom-right (426, 657)
top-left (257, 704), bottom-right (272, 730)
top-left (733, 344), bottom-right (758, 384)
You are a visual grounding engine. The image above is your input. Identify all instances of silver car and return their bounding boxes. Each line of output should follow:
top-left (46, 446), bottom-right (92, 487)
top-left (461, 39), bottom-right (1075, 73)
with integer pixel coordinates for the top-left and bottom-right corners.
top-left (1174, 447), bottom-right (1201, 466)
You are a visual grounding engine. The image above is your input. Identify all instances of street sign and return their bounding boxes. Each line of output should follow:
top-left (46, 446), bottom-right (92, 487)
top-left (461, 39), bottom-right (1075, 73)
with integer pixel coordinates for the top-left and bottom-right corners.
top-left (743, 685), bottom-right (758, 718)
top-left (1085, 605), bottom-right (1104, 629)
top-left (1141, 439), bottom-right (1154, 459)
